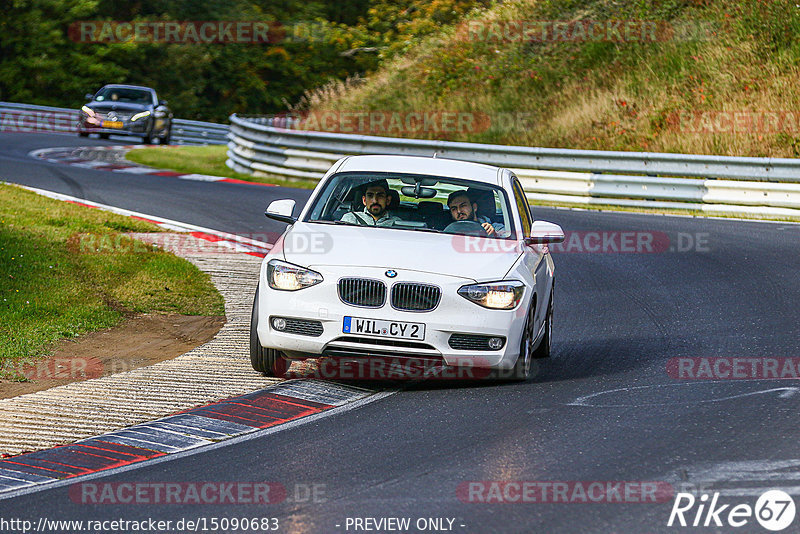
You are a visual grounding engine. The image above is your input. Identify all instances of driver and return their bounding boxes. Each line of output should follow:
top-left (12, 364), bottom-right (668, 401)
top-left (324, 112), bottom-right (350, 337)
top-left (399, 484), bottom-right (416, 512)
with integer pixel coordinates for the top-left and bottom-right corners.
top-left (447, 190), bottom-right (505, 236)
top-left (341, 179), bottom-right (401, 227)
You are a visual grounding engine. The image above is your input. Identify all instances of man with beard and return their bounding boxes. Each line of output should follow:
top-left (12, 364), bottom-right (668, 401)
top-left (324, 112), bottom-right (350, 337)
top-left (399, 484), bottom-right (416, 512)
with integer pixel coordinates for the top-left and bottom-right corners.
top-left (447, 190), bottom-right (506, 236)
top-left (341, 179), bottom-right (401, 226)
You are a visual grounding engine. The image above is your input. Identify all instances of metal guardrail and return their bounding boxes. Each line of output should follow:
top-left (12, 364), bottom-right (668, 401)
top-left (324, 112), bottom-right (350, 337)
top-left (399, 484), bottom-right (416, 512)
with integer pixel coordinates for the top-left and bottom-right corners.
top-left (171, 118), bottom-right (229, 145)
top-left (0, 101), bottom-right (228, 146)
top-left (226, 114), bottom-right (800, 217)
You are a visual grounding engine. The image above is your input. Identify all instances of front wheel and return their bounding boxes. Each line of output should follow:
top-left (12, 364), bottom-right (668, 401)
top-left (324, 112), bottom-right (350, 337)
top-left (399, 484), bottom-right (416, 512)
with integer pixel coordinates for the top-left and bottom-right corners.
top-left (509, 303), bottom-right (537, 381)
top-left (532, 289), bottom-right (553, 360)
top-left (249, 286), bottom-right (289, 378)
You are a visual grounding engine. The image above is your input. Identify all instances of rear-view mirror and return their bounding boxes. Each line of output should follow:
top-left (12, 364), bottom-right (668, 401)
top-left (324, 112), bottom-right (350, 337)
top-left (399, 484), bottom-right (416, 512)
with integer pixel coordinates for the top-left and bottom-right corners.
top-left (400, 185), bottom-right (437, 199)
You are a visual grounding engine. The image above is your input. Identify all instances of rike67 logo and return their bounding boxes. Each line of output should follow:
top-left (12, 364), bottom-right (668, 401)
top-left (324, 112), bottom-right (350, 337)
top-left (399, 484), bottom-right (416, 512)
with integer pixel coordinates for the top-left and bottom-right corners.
top-left (668, 490), bottom-right (796, 531)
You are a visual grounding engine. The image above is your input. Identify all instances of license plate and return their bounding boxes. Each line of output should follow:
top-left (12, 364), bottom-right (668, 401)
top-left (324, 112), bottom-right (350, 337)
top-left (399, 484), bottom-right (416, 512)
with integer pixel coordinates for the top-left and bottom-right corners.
top-left (102, 120), bottom-right (123, 128)
top-left (343, 317), bottom-right (425, 340)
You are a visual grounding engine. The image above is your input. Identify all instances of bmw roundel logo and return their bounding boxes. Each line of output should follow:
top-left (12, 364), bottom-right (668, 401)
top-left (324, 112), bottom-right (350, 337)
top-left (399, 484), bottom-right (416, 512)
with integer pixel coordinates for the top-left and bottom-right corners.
top-left (385, 270), bottom-right (397, 278)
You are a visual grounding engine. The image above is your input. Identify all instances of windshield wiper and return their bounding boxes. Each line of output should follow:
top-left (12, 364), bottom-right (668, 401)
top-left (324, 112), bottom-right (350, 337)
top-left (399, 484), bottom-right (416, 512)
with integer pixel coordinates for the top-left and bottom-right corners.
top-left (406, 226), bottom-right (440, 233)
top-left (309, 220), bottom-right (353, 226)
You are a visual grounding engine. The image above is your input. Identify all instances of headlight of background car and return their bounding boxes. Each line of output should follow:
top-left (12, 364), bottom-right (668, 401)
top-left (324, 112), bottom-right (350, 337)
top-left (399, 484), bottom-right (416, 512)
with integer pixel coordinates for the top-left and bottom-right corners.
top-left (458, 281), bottom-right (525, 309)
top-left (267, 259), bottom-right (323, 291)
top-left (80, 105), bottom-right (100, 124)
top-left (130, 110), bottom-right (151, 122)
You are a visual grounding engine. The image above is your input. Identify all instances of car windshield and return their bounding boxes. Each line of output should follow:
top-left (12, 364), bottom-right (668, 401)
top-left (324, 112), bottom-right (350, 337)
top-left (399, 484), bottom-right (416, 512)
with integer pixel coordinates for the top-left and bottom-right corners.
top-left (94, 87), bottom-right (153, 104)
top-left (305, 172), bottom-right (515, 239)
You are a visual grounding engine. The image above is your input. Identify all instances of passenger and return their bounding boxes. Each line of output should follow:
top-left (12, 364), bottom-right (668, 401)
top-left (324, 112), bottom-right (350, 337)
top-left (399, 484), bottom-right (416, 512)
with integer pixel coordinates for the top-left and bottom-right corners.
top-left (341, 179), bottom-right (401, 227)
top-left (447, 190), bottom-right (505, 236)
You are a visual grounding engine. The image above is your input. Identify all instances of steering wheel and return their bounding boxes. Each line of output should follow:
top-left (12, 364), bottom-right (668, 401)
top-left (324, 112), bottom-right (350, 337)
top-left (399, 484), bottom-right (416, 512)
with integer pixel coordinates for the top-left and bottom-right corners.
top-left (443, 220), bottom-right (487, 236)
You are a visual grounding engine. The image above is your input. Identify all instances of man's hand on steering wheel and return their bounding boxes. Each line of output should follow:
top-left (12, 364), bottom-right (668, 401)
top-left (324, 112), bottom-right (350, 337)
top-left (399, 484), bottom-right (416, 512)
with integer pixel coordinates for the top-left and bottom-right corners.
top-left (481, 222), bottom-right (496, 236)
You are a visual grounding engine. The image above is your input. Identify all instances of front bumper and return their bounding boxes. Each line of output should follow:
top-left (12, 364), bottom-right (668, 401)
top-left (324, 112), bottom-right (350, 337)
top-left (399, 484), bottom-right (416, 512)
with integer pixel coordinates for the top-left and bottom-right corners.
top-left (78, 117), bottom-right (151, 136)
top-left (256, 263), bottom-right (528, 370)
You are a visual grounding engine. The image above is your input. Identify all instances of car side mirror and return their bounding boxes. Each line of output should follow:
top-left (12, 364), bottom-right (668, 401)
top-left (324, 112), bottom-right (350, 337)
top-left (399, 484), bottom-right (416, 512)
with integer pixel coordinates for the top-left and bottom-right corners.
top-left (265, 199), bottom-right (297, 224)
top-left (159, 99), bottom-right (168, 106)
top-left (525, 221), bottom-right (565, 245)
top-left (85, 93), bottom-right (94, 101)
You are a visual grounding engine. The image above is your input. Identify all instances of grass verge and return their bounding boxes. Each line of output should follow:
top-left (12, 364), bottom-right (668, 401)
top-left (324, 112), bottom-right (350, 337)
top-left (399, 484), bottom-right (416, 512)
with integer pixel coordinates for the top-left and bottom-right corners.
top-left (0, 183), bottom-right (225, 379)
top-left (125, 145), bottom-right (320, 189)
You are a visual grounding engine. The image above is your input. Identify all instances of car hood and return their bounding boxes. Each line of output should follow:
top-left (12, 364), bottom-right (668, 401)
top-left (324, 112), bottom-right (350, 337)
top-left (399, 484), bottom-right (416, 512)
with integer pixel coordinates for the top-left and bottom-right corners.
top-left (87, 102), bottom-right (151, 113)
top-left (276, 222), bottom-right (523, 282)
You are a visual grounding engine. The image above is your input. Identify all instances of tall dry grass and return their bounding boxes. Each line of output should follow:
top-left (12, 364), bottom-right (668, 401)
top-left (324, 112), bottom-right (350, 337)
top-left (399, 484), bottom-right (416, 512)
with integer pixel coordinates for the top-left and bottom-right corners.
top-left (298, 0), bottom-right (800, 157)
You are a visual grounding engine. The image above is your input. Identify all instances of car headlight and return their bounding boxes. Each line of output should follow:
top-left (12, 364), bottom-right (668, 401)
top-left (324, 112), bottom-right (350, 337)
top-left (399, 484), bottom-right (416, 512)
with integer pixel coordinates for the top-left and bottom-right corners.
top-left (267, 259), bottom-right (323, 291)
top-left (80, 105), bottom-right (95, 116)
top-left (458, 281), bottom-right (525, 309)
top-left (130, 111), bottom-right (151, 122)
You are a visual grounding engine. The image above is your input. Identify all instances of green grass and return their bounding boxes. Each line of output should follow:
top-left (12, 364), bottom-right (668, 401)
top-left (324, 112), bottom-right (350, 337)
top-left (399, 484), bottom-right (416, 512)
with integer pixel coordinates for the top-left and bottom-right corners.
top-left (125, 145), bottom-right (319, 189)
top-left (0, 183), bottom-right (225, 379)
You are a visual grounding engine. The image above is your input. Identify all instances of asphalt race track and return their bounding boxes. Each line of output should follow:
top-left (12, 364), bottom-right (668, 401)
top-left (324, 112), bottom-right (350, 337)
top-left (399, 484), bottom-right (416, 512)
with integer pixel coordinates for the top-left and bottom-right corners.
top-left (2, 132), bottom-right (800, 533)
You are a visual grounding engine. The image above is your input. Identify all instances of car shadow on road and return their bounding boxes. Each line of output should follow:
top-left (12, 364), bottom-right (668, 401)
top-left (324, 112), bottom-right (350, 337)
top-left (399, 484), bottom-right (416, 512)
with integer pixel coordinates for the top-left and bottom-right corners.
top-left (394, 334), bottom-right (676, 392)
top-left (284, 334), bottom-right (675, 392)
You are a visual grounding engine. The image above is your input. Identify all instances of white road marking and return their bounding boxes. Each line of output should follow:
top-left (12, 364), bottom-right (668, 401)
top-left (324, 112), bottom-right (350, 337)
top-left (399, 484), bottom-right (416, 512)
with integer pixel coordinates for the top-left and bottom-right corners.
top-left (669, 459), bottom-right (800, 497)
top-left (568, 381), bottom-right (800, 407)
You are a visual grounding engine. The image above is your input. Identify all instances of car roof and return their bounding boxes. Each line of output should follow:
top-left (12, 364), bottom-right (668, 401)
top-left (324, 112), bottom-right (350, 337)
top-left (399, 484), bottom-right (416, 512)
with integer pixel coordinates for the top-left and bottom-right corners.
top-left (100, 84), bottom-right (155, 93)
top-left (336, 155), bottom-right (502, 185)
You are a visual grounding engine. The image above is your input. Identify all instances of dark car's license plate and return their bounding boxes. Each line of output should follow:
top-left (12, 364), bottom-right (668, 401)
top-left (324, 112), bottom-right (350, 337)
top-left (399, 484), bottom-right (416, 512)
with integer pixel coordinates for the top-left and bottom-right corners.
top-left (102, 120), bottom-right (123, 128)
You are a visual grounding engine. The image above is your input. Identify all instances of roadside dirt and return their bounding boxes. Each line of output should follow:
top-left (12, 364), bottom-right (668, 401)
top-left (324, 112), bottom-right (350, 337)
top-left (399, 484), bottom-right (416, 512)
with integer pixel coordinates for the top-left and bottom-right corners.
top-left (0, 314), bottom-right (225, 400)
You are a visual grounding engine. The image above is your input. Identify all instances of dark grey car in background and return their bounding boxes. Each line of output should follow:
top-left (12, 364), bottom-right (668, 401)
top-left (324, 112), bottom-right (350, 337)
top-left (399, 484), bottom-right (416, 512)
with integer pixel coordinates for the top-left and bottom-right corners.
top-left (78, 84), bottom-right (172, 144)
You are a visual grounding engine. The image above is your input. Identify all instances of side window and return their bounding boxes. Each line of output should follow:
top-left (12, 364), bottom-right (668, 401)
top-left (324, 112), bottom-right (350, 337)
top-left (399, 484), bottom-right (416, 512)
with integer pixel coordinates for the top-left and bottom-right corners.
top-left (512, 178), bottom-right (532, 237)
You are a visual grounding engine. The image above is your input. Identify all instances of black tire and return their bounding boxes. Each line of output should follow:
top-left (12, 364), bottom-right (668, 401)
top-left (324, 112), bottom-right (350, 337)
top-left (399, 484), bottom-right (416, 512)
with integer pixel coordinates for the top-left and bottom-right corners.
top-left (142, 133), bottom-right (152, 145)
top-left (160, 129), bottom-right (171, 145)
top-left (99, 133), bottom-right (109, 139)
top-left (249, 286), bottom-right (288, 378)
top-left (78, 132), bottom-right (89, 137)
top-left (532, 288), bottom-right (553, 360)
top-left (508, 301), bottom-right (537, 381)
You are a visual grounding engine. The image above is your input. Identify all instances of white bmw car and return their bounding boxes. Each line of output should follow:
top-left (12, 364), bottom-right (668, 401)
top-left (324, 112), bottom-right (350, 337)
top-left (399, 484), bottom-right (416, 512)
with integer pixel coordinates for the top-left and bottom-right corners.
top-left (250, 155), bottom-right (565, 381)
